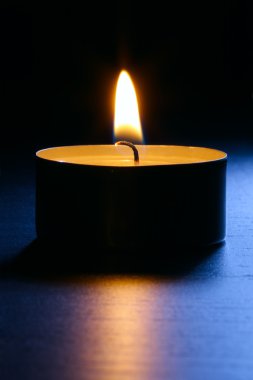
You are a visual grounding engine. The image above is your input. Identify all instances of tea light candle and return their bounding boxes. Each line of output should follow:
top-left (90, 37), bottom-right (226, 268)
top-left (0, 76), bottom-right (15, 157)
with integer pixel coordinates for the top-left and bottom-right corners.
top-left (36, 70), bottom-right (227, 249)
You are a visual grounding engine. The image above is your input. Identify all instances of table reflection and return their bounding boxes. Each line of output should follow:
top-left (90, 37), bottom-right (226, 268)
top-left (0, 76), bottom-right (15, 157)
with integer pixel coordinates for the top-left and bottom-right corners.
top-left (72, 276), bottom-right (173, 380)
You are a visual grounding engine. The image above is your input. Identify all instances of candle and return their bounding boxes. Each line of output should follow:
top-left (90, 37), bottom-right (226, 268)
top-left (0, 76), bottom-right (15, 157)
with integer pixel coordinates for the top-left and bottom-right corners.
top-left (36, 70), bottom-right (227, 250)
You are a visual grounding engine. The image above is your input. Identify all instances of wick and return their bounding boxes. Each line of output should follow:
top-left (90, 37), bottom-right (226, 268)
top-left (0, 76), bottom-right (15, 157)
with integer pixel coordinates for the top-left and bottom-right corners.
top-left (115, 141), bottom-right (139, 164)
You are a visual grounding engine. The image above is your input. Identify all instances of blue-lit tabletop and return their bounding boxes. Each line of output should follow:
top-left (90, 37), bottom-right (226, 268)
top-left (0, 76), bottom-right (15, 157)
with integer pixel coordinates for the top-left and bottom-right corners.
top-left (0, 140), bottom-right (253, 380)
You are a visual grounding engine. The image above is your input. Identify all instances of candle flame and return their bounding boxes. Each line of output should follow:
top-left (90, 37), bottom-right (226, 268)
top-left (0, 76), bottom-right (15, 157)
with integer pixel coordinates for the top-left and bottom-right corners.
top-left (114, 70), bottom-right (143, 143)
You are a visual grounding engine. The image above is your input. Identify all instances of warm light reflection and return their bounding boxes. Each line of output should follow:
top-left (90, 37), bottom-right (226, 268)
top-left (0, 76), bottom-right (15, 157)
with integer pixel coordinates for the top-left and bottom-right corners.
top-left (75, 277), bottom-right (168, 378)
top-left (114, 70), bottom-right (144, 143)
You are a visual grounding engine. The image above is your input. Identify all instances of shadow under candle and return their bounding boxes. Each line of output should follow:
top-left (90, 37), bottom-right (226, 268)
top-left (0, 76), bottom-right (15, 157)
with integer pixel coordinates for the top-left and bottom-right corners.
top-left (0, 237), bottom-right (225, 280)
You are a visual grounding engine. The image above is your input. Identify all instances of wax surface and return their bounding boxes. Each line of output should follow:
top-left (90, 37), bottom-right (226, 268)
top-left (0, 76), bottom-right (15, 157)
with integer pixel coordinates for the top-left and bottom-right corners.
top-left (36, 145), bottom-right (227, 167)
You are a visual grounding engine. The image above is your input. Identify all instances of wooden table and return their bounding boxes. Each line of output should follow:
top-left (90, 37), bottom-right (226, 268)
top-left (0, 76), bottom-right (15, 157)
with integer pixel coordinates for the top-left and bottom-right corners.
top-left (0, 141), bottom-right (253, 380)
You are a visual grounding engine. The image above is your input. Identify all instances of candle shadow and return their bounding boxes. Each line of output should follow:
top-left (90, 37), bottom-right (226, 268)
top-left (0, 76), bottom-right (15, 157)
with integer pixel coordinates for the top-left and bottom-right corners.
top-left (0, 237), bottom-right (225, 280)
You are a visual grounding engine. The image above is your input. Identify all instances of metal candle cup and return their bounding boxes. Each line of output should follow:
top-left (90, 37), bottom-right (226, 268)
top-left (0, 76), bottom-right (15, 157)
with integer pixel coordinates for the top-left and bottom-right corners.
top-left (36, 145), bottom-right (227, 249)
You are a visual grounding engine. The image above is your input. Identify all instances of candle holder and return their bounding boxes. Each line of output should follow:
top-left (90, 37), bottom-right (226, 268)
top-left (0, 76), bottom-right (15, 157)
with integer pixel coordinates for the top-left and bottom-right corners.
top-left (36, 145), bottom-right (227, 251)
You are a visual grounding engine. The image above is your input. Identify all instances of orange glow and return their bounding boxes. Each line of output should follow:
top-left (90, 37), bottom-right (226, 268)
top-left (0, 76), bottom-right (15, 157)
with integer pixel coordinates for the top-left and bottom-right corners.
top-left (75, 276), bottom-right (167, 377)
top-left (114, 70), bottom-right (143, 143)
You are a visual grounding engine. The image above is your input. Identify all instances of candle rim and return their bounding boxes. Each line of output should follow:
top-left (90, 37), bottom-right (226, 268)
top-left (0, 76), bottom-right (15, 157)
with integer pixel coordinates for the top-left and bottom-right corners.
top-left (36, 145), bottom-right (227, 167)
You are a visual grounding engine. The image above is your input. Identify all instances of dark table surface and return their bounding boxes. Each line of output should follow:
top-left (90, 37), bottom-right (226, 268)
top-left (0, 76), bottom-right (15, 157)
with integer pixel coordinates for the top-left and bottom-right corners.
top-left (0, 139), bottom-right (253, 380)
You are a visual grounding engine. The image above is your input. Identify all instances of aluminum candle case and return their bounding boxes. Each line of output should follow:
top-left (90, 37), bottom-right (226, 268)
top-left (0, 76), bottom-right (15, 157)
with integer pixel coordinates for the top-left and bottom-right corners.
top-left (36, 144), bottom-right (227, 249)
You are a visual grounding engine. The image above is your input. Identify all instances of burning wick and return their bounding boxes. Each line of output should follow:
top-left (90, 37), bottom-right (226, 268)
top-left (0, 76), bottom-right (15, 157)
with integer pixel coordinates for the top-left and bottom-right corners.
top-left (115, 141), bottom-right (139, 164)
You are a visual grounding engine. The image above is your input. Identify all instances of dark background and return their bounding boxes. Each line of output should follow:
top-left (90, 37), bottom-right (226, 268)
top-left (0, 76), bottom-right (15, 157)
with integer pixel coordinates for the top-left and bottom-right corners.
top-left (0, 1), bottom-right (252, 150)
